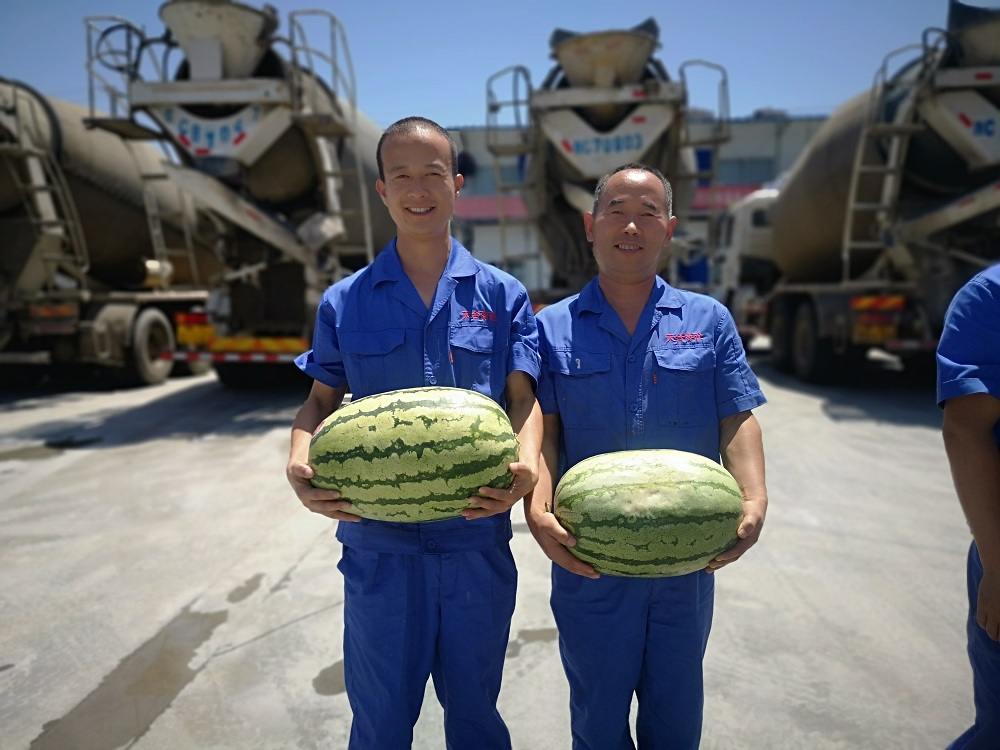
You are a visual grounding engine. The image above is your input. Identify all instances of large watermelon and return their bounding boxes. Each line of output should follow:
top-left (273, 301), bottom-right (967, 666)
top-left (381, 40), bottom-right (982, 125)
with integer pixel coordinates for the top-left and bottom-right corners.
top-left (553, 449), bottom-right (744, 577)
top-left (309, 387), bottom-right (519, 522)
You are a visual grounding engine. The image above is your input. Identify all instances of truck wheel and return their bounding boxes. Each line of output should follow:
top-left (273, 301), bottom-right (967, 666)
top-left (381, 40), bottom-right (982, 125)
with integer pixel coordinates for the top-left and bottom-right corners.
top-left (792, 301), bottom-right (835, 383)
top-left (126, 308), bottom-right (175, 386)
top-left (172, 359), bottom-right (213, 378)
top-left (769, 305), bottom-right (793, 373)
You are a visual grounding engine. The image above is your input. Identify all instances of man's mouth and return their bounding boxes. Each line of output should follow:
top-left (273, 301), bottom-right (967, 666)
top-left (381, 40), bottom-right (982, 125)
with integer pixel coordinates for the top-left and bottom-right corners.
top-left (616, 242), bottom-right (642, 251)
top-left (407, 207), bottom-right (434, 214)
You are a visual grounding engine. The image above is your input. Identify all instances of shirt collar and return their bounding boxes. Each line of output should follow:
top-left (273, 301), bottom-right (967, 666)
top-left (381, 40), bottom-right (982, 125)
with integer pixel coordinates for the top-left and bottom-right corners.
top-left (370, 237), bottom-right (479, 286)
top-left (577, 275), bottom-right (686, 313)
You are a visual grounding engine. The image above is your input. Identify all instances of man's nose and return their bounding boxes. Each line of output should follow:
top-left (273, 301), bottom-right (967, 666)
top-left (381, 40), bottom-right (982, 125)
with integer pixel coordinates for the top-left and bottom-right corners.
top-left (407, 178), bottom-right (429, 196)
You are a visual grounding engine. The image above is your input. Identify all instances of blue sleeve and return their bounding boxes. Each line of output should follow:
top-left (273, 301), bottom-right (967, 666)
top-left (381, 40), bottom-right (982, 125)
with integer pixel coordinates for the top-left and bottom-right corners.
top-left (294, 290), bottom-right (349, 388)
top-left (508, 285), bottom-right (541, 388)
top-left (937, 271), bottom-right (1000, 406)
top-left (713, 307), bottom-right (766, 419)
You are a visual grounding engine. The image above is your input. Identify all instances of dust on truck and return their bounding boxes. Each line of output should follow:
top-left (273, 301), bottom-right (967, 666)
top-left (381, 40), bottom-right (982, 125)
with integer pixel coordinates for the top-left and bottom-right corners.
top-left (83, 0), bottom-right (394, 386)
top-left (484, 18), bottom-right (730, 295)
top-left (717, 0), bottom-right (1000, 382)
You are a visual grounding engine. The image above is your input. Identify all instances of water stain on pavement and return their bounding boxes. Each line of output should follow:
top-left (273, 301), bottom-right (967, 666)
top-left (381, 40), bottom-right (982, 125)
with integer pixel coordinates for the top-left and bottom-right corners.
top-left (506, 627), bottom-right (558, 658)
top-left (0, 435), bottom-right (102, 462)
top-left (227, 573), bottom-right (265, 603)
top-left (313, 660), bottom-right (346, 696)
top-left (28, 605), bottom-right (227, 750)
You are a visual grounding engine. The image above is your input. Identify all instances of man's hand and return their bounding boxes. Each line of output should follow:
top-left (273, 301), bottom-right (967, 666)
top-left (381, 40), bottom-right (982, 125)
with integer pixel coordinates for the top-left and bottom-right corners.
top-left (463, 459), bottom-right (538, 519)
top-left (285, 458), bottom-right (360, 522)
top-left (707, 497), bottom-right (765, 572)
top-left (525, 504), bottom-right (599, 579)
top-left (287, 382), bottom-right (359, 521)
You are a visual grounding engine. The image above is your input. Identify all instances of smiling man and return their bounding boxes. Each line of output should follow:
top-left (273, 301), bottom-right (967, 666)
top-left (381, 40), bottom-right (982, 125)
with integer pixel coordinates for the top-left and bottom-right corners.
top-left (525, 163), bottom-right (768, 749)
top-left (286, 117), bottom-right (542, 749)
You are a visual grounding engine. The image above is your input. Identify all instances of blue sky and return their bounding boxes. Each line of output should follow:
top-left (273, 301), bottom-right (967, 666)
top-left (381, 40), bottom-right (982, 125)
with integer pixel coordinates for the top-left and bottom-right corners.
top-left (0, 0), bottom-right (992, 128)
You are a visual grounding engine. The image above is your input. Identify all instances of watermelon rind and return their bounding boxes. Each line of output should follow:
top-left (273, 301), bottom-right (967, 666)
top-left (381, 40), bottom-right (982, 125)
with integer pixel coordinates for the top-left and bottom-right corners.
top-left (553, 449), bottom-right (745, 577)
top-left (309, 386), bottom-right (519, 522)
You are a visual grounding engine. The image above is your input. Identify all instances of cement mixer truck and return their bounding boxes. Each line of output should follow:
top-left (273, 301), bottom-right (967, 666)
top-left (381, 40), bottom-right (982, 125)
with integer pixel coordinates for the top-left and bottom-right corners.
top-left (81, 0), bottom-right (395, 387)
top-left (0, 0), bottom-right (394, 388)
top-left (711, 0), bottom-right (1000, 382)
top-left (484, 18), bottom-right (730, 295)
top-left (0, 78), bottom-right (225, 387)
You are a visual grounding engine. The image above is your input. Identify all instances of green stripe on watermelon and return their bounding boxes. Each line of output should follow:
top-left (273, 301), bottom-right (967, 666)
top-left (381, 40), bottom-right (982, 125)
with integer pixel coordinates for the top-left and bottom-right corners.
top-left (553, 449), bottom-right (745, 577)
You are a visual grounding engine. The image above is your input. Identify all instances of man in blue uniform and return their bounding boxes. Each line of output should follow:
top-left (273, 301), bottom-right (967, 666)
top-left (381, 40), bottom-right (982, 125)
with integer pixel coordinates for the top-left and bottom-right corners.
top-left (938, 263), bottom-right (1000, 750)
top-left (286, 116), bottom-right (542, 749)
top-left (526, 163), bottom-right (768, 749)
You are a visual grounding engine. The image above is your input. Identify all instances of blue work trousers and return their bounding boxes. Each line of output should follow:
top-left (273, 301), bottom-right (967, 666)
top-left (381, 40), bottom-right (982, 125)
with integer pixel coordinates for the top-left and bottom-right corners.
top-left (551, 565), bottom-right (714, 750)
top-left (950, 542), bottom-right (1000, 750)
top-left (338, 544), bottom-right (517, 750)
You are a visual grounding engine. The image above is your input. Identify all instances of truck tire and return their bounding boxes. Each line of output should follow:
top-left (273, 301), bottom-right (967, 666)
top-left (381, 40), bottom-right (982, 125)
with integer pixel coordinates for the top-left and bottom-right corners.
top-left (172, 359), bottom-right (213, 378)
top-left (769, 304), bottom-right (794, 373)
top-left (126, 308), bottom-right (175, 386)
top-left (792, 301), bottom-right (835, 383)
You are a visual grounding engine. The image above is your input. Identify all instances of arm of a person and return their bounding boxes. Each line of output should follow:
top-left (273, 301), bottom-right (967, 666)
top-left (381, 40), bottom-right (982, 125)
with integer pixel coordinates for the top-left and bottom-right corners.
top-left (522, 413), bottom-right (600, 578)
top-left (709, 409), bottom-right (768, 572)
top-left (943, 393), bottom-right (1000, 639)
top-left (465, 371), bottom-right (542, 518)
top-left (286, 380), bottom-right (360, 521)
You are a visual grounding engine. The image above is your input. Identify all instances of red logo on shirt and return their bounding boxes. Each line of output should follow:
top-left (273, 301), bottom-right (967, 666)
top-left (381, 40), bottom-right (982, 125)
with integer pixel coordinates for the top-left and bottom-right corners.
top-left (665, 332), bottom-right (703, 343)
top-left (460, 309), bottom-right (498, 322)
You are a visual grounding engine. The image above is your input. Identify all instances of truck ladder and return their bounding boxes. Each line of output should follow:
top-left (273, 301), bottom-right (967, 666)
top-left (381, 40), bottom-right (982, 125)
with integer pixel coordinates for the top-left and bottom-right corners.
top-left (287, 10), bottom-right (374, 282)
top-left (123, 140), bottom-right (202, 289)
top-left (484, 65), bottom-right (541, 272)
top-left (0, 84), bottom-right (89, 292)
top-left (840, 36), bottom-right (946, 282)
top-left (674, 60), bottom-right (731, 226)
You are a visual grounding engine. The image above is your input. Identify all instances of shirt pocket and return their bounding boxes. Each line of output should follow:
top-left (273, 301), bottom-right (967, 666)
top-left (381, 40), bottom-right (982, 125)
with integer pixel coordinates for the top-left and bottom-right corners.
top-left (653, 345), bottom-right (717, 427)
top-left (339, 328), bottom-right (406, 393)
top-left (450, 325), bottom-right (496, 393)
top-left (549, 350), bottom-right (612, 429)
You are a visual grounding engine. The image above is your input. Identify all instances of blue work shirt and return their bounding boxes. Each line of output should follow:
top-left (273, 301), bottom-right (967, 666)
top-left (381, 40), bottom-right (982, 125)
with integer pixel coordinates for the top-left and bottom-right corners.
top-left (937, 262), bottom-right (1000, 447)
top-left (296, 237), bottom-right (541, 553)
top-left (536, 276), bottom-right (766, 477)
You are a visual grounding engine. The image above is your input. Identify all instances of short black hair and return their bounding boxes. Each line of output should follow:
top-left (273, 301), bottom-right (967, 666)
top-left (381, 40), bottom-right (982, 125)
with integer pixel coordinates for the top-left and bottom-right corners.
top-left (592, 162), bottom-right (673, 216)
top-left (376, 116), bottom-right (459, 181)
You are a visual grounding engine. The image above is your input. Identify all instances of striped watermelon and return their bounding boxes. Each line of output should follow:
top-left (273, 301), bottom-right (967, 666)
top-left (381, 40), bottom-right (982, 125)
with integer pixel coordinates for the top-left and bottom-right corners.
top-left (553, 449), bottom-right (744, 577)
top-left (309, 387), bottom-right (519, 522)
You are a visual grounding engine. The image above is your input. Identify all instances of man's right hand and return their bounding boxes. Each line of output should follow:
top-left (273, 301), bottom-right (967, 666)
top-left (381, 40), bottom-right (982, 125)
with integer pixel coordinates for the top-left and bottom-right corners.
top-left (525, 507), bottom-right (599, 579)
top-left (286, 460), bottom-right (361, 522)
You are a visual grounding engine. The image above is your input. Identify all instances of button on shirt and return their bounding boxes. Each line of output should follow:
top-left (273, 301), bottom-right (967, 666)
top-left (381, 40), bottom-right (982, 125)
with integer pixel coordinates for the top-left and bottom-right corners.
top-left (296, 238), bottom-right (541, 553)
top-left (536, 277), bottom-right (766, 477)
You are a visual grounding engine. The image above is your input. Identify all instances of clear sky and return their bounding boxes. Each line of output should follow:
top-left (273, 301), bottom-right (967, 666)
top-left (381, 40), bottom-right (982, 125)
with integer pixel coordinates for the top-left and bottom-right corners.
top-left (1, 0), bottom-right (994, 129)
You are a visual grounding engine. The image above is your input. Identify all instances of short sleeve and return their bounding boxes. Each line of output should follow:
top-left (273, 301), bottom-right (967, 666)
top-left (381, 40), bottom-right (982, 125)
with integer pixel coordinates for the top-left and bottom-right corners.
top-left (937, 271), bottom-right (1000, 406)
top-left (507, 286), bottom-right (541, 388)
top-left (713, 307), bottom-right (766, 419)
top-left (294, 291), bottom-right (348, 388)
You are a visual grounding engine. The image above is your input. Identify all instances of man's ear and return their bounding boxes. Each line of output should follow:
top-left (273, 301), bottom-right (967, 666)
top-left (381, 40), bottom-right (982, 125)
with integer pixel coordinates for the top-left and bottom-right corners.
top-left (454, 173), bottom-right (464, 193)
top-left (375, 179), bottom-right (388, 206)
top-left (663, 214), bottom-right (678, 247)
top-left (583, 211), bottom-right (595, 243)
